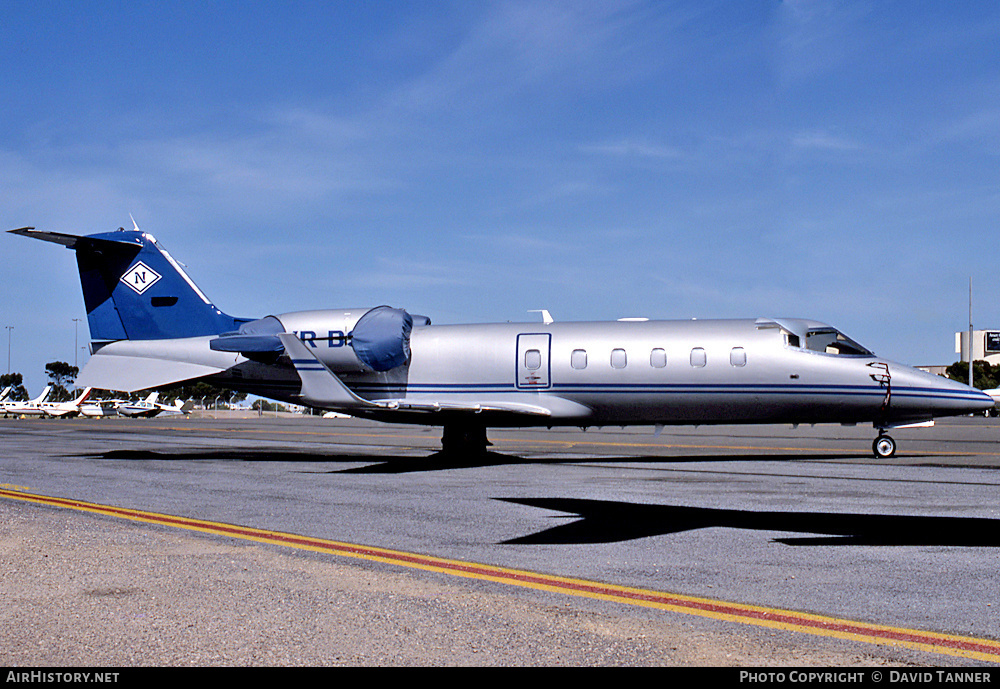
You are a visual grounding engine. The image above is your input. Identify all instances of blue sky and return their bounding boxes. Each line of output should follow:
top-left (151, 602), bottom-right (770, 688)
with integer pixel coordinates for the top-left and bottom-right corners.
top-left (2, 1), bottom-right (999, 394)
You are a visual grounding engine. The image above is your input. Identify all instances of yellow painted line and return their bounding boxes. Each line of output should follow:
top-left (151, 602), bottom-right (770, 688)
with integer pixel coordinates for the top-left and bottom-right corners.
top-left (12, 417), bottom-right (1000, 456)
top-left (129, 424), bottom-right (1000, 457)
top-left (3, 487), bottom-right (999, 663)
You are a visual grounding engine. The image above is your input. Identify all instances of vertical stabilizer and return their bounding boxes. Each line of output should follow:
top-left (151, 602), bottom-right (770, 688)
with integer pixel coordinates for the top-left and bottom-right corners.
top-left (10, 227), bottom-right (243, 342)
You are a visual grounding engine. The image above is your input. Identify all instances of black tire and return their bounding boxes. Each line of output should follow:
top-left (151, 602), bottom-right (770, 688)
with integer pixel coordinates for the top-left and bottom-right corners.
top-left (873, 435), bottom-right (896, 459)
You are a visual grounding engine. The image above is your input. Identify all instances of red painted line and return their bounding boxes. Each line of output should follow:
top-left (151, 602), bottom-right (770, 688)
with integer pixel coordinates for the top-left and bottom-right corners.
top-left (3, 487), bottom-right (999, 662)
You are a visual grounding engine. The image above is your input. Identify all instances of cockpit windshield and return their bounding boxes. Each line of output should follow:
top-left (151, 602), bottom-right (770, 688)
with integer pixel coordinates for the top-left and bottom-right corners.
top-left (756, 318), bottom-right (874, 357)
top-left (804, 328), bottom-right (873, 356)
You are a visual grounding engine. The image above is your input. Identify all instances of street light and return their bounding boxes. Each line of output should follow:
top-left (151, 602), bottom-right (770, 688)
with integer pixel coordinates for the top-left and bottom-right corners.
top-left (969, 278), bottom-right (974, 390)
top-left (72, 318), bottom-right (81, 370)
top-left (5, 326), bottom-right (12, 374)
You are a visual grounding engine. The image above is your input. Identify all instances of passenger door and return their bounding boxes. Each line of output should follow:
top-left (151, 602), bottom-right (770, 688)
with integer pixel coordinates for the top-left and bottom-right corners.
top-left (516, 333), bottom-right (551, 390)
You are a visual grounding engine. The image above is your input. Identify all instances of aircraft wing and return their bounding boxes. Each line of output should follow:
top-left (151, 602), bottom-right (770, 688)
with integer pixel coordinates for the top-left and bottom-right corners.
top-left (277, 334), bottom-right (552, 419)
top-left (366, 398), bottom-right (552, 416)
top-left (77, 353), bottom-right (225, 392)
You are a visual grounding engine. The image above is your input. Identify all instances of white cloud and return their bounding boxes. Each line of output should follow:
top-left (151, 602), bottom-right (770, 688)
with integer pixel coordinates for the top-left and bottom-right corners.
top-left (580, 138), bottom-right (683, 160)
top-left (790, 129), bottom-right (862, 152)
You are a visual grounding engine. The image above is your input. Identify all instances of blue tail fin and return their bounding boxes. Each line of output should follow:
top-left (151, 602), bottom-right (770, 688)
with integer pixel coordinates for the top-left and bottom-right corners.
top-left (12, 227), bottom-right (244, 341)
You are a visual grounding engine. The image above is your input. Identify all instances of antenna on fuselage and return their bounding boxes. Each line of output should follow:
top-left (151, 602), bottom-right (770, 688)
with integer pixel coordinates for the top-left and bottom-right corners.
top-left (528, 310), bottom-right (554, 325)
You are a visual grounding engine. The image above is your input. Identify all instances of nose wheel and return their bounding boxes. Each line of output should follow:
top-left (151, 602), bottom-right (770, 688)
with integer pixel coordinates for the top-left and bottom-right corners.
top-left (873, 434), bottom-right (896, 459)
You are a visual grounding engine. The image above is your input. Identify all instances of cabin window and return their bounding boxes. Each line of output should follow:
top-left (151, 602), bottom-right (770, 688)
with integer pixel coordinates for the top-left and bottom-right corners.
top-left (690, 347), bottom-right (706, 367)
top-left (525, 349), bottom-right (541, 370)
top-left (571, 349), bottom-right (588, 370)
top-left (650, 348), bottom-right (666, 368)
top-left (611, 348), bottom-right (627, 369)
top-left (730, 347), bottom-right (747, 367)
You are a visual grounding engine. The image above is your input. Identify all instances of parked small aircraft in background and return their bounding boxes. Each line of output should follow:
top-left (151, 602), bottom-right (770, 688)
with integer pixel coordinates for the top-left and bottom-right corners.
top-left (39, 387), bottom-right (93, 418)
top-left (0, 386), bottom-right (12, 403)
top-left (11, 225), bottom-right (994, 457)
top-left (114, 392), bottom-right (190, 418)
top-left (79, 397), bottom-right (120, 418)
top-left (2, 386), bottom-right (52, 417)
top-left (984, 388), bottom-right (1000, 417)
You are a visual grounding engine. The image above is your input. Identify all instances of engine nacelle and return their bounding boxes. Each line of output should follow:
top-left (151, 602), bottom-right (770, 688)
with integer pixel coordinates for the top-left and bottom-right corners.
top-left (276, 308), bottom-right (387, 372)
top-left (211, 306), bottom-right (429, 373)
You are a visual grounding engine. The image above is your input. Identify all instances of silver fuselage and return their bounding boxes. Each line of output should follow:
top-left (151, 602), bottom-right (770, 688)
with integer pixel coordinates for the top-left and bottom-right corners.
top-left (198, 316), bottom-right (986, 428)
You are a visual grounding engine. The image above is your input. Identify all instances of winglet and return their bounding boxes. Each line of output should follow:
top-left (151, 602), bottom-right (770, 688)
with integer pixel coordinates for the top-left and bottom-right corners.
top-left (278, 333), bottom-right (371, 410)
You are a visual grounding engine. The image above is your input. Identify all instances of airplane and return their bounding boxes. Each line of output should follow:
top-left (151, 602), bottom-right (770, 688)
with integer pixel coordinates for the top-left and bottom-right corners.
top-left (39, 387), bottom-right (93, 418)
top-left (983, 388), bottom-right (1000, 417)
top-left (115, 392), bottom-right (191, 418)
top-left (79, 397), bottom-right (121, 418)
top-left (2, 385), bottom-right (52, 417)
top-left (0, 386), bottom-right (11, 403)
top-left (10, 225), bottom-right (994, 458)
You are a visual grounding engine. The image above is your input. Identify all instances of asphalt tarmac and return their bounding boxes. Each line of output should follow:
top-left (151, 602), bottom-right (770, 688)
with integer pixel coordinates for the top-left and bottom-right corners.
top-left (2, 413), bottom-right (999, 667)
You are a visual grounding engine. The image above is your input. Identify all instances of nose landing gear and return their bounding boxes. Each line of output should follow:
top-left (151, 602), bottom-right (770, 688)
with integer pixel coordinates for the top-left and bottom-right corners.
top-left (873, 433), bottom-right (896, 459)
top-left (868, 361), bottom-right (896, 459)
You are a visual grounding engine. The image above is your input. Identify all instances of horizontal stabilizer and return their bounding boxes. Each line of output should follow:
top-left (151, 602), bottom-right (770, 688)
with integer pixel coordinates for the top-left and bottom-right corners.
top-left (8, 227), bottom-right (141, 250)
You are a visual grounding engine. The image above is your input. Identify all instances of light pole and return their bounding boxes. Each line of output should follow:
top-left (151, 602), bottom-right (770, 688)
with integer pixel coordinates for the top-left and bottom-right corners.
top-left (5, 326), bottom-right (11, 374)
top-left (969, 278), bottom-right (974, 389)
top-left (72, 318), bottom-right (81, 370)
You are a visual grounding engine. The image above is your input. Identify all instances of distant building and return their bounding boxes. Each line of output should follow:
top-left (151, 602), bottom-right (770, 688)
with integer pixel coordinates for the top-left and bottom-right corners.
top-left (955, 330), bottom-right (1000, 367)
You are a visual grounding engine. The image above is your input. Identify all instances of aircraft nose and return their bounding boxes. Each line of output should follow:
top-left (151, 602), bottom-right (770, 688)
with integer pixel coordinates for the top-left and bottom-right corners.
top-left (902, 367), bottom-right (996, 417)
top-left (941, 377), bottom-right (995, 415)
top-left (968, 387), bottom-right (997, 414)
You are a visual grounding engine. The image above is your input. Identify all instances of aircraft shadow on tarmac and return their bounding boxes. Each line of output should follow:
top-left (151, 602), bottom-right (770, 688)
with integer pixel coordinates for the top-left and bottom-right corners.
top-left (79, 448), bottom-right (877, 474)
top-left (82, 448), bottom-right (527, 472)
top-left (330, 450), bottom-right (890, 474)
top-left (497, 497), bottom-right (1000, 547)
top-left (76, 449), bottom-right (998, 547)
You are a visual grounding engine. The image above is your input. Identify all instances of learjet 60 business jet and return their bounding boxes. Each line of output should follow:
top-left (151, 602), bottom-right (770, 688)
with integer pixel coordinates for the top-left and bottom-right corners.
top-left (10, 226), bottom-right (992, 458)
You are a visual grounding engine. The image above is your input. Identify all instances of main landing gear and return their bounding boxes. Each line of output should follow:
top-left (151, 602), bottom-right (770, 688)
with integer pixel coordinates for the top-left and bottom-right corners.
top-left (872, 433), bottom-right (896, 459)
top-left (441, 424), bottom-right (492, 456)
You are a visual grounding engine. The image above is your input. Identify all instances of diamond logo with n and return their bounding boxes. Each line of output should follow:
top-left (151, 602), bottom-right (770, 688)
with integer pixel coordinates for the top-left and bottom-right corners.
top-left (120, 261), bottom-right (162, 294)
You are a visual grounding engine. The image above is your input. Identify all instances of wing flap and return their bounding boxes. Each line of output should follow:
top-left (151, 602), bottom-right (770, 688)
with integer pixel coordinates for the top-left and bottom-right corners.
top-left (371, 399), bottom-right (551, 416)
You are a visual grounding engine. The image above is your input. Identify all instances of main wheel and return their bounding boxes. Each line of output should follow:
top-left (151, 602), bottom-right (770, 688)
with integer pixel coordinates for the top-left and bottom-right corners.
top-left (873, 434), bottom-right (896, 459)
top-left (441, 424), bottom-right (490, 456)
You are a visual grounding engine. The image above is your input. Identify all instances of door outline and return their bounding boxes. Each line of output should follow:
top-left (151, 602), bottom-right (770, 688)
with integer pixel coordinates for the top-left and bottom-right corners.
top-left (516, 333), bottom-right (552, 390)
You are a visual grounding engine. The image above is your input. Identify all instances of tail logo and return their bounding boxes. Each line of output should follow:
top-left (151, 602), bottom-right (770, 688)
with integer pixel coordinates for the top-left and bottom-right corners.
top-left (120, 262), bottom-right (162, 295)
